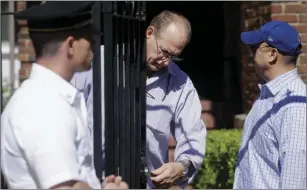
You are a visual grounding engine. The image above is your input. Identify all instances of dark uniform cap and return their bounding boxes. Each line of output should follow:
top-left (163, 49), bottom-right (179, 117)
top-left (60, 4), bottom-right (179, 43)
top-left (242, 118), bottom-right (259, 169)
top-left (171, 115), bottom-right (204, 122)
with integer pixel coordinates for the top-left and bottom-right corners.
top-left (15, 1), bottom-right (96, 33)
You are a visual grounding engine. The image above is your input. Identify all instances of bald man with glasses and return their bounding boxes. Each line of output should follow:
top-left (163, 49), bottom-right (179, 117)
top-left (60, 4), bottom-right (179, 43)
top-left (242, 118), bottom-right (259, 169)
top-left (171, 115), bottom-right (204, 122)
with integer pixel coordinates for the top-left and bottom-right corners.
top-left (71, 10), bottom-right (207, 189)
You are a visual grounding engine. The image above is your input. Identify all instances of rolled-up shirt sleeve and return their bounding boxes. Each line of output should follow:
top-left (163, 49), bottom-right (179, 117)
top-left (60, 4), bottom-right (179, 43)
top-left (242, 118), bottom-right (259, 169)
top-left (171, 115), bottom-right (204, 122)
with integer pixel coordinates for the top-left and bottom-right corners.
top-left (280, 105), bottom-right (306, 189)
top-left (173, 78), bottom-right (207, 184)
top-left (12, 102), bottom-right (82, 189)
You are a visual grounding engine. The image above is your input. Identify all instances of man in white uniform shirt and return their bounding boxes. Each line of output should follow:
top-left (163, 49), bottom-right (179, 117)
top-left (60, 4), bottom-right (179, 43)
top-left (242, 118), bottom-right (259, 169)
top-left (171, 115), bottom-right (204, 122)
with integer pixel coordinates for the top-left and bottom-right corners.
top-left (0, 2), bottom-right (127, 189)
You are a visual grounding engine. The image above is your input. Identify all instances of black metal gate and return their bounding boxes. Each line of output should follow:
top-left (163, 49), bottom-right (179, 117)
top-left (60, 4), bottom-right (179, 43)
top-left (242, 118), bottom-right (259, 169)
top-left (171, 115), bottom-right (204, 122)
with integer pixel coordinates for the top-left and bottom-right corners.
top-left (92, 1), bottom-right (147, 188)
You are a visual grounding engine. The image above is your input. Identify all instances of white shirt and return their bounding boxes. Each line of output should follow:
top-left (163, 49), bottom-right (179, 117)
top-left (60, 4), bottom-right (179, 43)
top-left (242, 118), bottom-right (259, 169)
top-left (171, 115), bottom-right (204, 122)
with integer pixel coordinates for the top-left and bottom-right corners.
top-left (1, 64), bottom-right (100, 189)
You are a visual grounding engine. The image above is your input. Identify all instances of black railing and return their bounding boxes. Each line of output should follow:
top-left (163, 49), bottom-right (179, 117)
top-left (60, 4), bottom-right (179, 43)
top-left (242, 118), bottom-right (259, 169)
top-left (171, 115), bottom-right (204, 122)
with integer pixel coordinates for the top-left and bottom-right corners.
top-left (0, 11), bottom-right (8, 190)
top-left (92, 1), bottom-right (147, 188)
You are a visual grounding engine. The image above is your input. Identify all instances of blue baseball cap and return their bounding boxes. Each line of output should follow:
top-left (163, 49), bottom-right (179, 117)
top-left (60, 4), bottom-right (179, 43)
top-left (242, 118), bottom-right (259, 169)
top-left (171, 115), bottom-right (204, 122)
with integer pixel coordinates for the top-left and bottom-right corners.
top-left (241, 20), bottom-right (302, 56)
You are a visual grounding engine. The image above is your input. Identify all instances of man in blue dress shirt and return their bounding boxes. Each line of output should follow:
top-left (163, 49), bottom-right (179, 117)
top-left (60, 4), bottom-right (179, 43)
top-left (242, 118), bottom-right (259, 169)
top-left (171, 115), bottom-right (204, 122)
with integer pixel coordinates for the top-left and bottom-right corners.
top-left (71, 10), bottom-right (207, 188)
top-left (234, 20), bottom-right (306, 189)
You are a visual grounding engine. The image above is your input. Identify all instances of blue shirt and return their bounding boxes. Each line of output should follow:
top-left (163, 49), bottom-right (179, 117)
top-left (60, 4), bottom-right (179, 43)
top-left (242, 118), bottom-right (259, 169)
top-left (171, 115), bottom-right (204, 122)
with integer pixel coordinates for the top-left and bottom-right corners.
top-left (234, 69), bottom-right (306, 189)
top-left (71, 46), bottom-right (207, 188)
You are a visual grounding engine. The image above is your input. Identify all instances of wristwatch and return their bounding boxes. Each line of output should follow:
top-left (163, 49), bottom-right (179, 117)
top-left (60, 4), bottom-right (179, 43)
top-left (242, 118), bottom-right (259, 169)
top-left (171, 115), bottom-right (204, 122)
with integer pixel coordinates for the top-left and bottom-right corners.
top-left (176, 159), bottom-right (190, 178)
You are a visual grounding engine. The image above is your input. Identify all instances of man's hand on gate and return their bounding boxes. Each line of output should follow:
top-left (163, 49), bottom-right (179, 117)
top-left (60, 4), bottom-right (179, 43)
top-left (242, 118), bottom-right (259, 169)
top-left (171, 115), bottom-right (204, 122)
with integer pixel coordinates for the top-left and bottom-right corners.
top-left (150, 162), bottom-right (185, 188)
top-left (101, 175), bottom-right (129, 189)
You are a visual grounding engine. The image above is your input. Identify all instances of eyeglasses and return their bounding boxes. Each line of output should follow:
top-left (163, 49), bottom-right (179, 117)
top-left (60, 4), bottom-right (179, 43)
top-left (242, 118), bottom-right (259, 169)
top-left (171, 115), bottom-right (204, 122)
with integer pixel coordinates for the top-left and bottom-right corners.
top-left (250, 44), bottom-right (272, 55)
top-left (154, 31), bottom-right (184, 62)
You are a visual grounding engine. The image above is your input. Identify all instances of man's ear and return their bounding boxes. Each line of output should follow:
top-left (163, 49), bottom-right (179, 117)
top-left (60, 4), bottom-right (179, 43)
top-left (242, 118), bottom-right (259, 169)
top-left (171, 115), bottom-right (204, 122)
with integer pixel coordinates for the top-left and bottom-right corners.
top-left (146, 26), bottom-right (154, 39)
top-left (268, 48), bottom-right (278, 65)
top-left (65, 36), bottom-right (75, 57)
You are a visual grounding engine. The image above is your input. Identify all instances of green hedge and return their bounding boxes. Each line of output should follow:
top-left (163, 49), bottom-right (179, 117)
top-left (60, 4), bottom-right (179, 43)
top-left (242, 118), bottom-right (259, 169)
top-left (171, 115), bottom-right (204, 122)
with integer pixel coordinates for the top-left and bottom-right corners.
top-left (193, 129), bottom-right (242, 189)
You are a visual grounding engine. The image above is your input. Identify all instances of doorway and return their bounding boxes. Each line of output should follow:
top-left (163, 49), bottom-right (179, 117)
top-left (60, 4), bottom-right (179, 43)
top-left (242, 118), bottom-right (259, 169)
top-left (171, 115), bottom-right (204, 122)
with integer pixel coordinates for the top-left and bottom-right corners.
top-left (147, 1), bottom-right (243, 129)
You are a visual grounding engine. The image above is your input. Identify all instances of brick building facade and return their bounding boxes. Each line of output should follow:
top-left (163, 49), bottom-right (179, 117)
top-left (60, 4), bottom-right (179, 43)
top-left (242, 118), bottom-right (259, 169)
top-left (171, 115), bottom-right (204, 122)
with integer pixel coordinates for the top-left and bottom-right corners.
top-left (16, 1), bottom-right (36, 83)
top-left (14, 2), bottom-right (306, 165)
top-left (16, 1), bottom-right (306, 125)
top-left (7, 1), bottom-right (307, 188)
top-left (241, 1), bottom-right (306, 112)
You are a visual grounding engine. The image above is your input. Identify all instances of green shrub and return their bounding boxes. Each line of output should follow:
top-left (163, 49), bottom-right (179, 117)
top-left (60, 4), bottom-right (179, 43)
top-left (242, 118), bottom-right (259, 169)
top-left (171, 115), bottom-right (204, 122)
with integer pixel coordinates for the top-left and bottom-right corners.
top-left (193, 129), bottom-right (242, 189)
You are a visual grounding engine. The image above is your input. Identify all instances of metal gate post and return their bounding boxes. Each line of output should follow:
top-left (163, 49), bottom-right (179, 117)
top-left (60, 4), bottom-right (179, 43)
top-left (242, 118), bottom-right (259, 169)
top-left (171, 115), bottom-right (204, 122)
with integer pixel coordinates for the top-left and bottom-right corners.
top-left (92, 1), bottom-right (104, 182)
top-left (92, 1), bottom-right (147, 188)
top-left (0, 8), bottom-right (4, 190)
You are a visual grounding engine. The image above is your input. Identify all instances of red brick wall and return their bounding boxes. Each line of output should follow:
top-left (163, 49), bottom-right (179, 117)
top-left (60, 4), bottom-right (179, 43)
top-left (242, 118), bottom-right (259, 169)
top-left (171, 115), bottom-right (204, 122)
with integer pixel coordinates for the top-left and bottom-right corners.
top-left (241, 1), bottom-right (306, 113)
top-left (271, 1), bottom-right (306, 81)
top-left (16, 1), bottom-right (37, 83)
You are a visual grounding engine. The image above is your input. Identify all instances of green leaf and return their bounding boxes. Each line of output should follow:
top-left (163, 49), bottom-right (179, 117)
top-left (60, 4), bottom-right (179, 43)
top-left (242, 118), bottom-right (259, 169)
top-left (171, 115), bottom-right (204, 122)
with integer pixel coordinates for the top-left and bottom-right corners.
top-left (193, 129), bottom-right (242, 189)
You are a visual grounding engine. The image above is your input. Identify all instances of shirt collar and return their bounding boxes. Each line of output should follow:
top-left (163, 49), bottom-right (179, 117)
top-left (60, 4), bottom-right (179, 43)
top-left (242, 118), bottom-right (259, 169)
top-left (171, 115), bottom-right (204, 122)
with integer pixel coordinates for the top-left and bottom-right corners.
top-left (153, 61), bottom-right (176, 77)
top-left (29, 63), bottom-right (79, 105)
top-left (258, 68), bottom-right (299, 96)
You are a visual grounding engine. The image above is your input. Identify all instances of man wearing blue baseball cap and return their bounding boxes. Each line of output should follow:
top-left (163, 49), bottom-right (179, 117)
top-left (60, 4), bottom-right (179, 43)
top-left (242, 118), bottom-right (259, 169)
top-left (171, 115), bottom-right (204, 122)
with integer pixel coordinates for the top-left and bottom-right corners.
top-left (233, 20), bottom-right (306, 189)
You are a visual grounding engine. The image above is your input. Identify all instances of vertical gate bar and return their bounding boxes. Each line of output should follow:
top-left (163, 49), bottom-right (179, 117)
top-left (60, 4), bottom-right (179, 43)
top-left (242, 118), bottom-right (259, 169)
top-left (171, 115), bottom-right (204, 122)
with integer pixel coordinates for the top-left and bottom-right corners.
top-left (0, 8), bottom-right (6, 190)
top-left (131, 15), bottom-right (138, 189)
top-left (139, 2), bottom-right (147, 186)
top-left (0, 9), bottom-right (3, 112)
top-left (140, 21), bottom-right (147, 189)
top-left (118, 15), bottom-right (125, 179)
top-left (134, 12), bottom-right (142, 188)
top-left (124, 17), bottom-right (129, 182)
top-left (128, 18), bottom-right (136, 188)
top-left (103, 1), bottom-right (116, 176)
top-left (130, 17), bottom-right (137, 189)
top-left (134, 17), bottom-right (139, 189)
top-left (92, 1), bottom-right (103, 181)
top-left (113, 14), bottom-right (120, 176)
top-left (123, 17), bottom-right (132, 186)
top-left (141, 4), bottom-right (147, 188)
top-left (123, 18), bottom-right (129, 185)
top-left (131, 17), bottom-right (136, 188)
